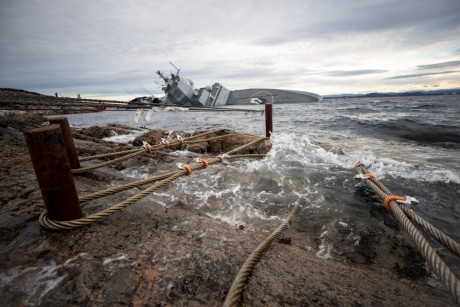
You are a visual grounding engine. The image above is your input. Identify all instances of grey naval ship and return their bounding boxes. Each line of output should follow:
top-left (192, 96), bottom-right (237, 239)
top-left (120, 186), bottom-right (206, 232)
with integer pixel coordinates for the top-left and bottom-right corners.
top-left (156, 66), bottom-right (322, 107)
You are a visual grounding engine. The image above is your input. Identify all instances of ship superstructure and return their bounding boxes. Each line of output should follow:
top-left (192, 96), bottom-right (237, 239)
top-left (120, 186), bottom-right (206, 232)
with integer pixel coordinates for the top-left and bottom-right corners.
top-left (156, 65), bottom-right (321, 106)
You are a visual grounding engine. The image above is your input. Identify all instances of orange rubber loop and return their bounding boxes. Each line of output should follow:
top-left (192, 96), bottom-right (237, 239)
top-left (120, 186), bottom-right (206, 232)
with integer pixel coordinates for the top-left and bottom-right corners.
top-left (163, 140), bottom-right (170, 149)
top-left (181, 164), bottom-right (192, 176)
top-left (145, 144), bottom-right (152, 154)
top-left (383, 195), bottom-right (406, 212)
top-left (363, 173), bottom-right (376, 180)
top-left (199, 158), bottom-right (209, 168)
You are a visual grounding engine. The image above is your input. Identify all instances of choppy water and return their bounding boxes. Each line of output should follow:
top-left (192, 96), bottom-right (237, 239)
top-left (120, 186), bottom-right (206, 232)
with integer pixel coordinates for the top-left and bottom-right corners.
top-left (61, 95), bottom-right (459, 273)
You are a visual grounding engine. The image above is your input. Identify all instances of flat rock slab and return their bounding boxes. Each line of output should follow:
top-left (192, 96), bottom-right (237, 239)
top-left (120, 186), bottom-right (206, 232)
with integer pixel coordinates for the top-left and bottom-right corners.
top-left (0, 116), bottom-right (455, 306)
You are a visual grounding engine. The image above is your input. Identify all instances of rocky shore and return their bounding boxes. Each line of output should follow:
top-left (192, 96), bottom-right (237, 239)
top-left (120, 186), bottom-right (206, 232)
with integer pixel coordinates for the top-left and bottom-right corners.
top-left (0, 110), bottom-right (456, 306)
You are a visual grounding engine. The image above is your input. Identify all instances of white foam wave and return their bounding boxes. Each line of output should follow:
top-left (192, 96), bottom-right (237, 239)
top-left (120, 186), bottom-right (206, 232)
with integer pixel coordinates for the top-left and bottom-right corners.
top-left (252, 131), bottom-right (459, 184)
top-left (315, 230), bottom-right (333, 260)
top-left (103, 133), bottom-right (139, 143)
top-left (103, 254), bottom-right (128, 266)
top-left (348, 153), bottom-right (460, 184)
top-left (206, 212), bottom-right (243, 226)
top-left (0, 253), bottom-right (89, 306)
top-left (121, 165), bottom-right (151, 179)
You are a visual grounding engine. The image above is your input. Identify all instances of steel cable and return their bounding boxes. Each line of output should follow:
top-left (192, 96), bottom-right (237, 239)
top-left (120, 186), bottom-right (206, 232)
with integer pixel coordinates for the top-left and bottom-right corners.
top-left (73, 129), bottom-right (226, 172)
top-left (355, 164), bottom-right (460, 304)
top-left (39, 137), bottom-right (266, 230)
top-left (79, 148), bottom-right (145, 162)
top-left (72, 148), bottom-right (148, 173)
top-left (79, 153), bottom-right (267, 203)
top-left (359, 164), bottom-right (460, 257)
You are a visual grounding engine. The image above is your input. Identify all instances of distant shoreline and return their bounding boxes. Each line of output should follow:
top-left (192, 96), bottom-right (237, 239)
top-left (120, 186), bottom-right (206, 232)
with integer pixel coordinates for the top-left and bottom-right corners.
top-left (323, 88), bottom-right (460, 99)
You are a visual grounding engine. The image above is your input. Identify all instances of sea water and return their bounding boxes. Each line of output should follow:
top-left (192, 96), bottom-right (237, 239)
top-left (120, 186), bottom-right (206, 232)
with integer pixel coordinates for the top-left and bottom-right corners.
top-left (60, 95), bottom-right (459, 271)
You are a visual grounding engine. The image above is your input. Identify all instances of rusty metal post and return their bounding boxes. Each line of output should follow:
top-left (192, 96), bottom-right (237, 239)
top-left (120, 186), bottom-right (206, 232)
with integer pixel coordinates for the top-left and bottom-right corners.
top-left (265, 103), bottom-right (273, 138)
top-left (49, 117), bottom-right (80, 169)
top-left (24, 125), bottom-right (83, 221)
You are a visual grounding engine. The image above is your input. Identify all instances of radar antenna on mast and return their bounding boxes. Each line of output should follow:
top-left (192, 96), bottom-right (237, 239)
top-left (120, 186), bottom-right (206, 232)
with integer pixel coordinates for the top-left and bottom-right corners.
top-left (169, 61), bottom-right (180, 76)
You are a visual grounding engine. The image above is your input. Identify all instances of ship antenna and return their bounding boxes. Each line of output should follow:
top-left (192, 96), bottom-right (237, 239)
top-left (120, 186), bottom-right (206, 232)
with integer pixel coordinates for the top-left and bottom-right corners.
top-left (169, 61), bottom-right (180, 75)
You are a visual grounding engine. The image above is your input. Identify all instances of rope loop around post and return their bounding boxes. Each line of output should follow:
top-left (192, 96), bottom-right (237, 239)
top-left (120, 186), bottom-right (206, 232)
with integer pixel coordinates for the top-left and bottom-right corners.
top-left (39, 136), bottom-right (267, 231)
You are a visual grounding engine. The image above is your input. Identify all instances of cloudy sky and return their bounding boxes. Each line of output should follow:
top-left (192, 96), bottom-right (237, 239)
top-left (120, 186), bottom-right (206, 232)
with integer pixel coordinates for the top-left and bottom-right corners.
top-left (1, 0), bottom-right (459, 99)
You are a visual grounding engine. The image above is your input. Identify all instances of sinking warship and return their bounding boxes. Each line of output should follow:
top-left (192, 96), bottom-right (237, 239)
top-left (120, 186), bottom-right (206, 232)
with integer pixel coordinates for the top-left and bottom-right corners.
top-left (156, 66), bottom-right (322, 107)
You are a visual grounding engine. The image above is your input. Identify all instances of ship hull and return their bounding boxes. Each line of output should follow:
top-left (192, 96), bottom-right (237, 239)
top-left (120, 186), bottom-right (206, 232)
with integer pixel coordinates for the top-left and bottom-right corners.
top-left (227, 88), bottom-right (322, 104)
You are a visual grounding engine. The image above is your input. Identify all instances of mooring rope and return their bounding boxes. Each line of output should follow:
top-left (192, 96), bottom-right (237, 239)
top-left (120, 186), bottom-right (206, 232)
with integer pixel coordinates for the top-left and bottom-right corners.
top-left (79, 148), bottom-right (145, 162)
top-left (39, 137), bottom-right (266, 230)
top-left (73, 129), bottom-right (223, 172)
top-left (78, 129), bottom-right (224, 162)
top-left (223, 198), bottom-right (301, 307)
top-left (228, 154), bottom-right (266, 159)
top-left (185, 133), bottom-right (239, 144)
top-left (72, 148), bottom-right (149, 174)
top-left (39, 171), bottom-right (185, 230)
top-left (79, 171), bottom-right (177, 203)
top-left (358, 164), bottom-right (460, 257)
top-left (79, 153), bottom-right (267, 203)
top-left (72, 130), bottom-right (254, 174)
top-left (398, 205), bottom-right (460, 257)
top-left (354, 163), bottom-right (460, 305)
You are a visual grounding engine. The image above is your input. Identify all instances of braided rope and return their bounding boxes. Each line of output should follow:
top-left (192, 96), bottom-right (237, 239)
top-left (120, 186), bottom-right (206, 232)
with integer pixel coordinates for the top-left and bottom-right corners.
top-left (355, 165), bottom-right (460, 304)
top-left (185, 133), bottom-right (239, 144)
top-left (72, 148), bottom-right (148, 173)
top-left (79, 171), bottom-right (177, 203)
top-left (79, 140), bottom-right (266, 203)
top-left (359, 165), bottom-right (460, 258)
top-left (398, 205), bottom-right (460, 257)
top-left (228, 154), bottom-right (266, 159)
top-left (79, 148), bottom-right (144, 162)
top-left (39, 171), bottom-right (184, 230)
top-left (72, 129), bottom-right (246, 174)
top-left (223, 199), bottom-right (300, 307)
top-left (40, 137), bottom-right (266, 230)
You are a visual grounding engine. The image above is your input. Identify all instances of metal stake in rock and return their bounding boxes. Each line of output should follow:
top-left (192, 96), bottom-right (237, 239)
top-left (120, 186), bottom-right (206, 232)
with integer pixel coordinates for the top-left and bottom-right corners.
top-left (265, 103), bottom-right (273, 138)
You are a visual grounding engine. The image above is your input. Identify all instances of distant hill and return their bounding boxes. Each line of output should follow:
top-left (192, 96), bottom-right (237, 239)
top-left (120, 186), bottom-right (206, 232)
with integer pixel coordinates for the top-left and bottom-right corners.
top-left (323, 88), bottom-right (460, 99)
top-left (0, 88), bottom-right (45, 96)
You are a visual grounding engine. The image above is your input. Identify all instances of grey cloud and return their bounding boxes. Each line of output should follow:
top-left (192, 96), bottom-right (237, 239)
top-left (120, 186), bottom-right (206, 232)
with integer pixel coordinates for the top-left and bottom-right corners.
top-left (1, 0), bottom-right (460, 96)
top-left (326, 70), bottom-right (388, 77)
top-left (255, 0), bottom-right (460, 47)
top-left (417, 61), bottom-right (460, 70)
top-left (385, 71), bottom-right (459, 79)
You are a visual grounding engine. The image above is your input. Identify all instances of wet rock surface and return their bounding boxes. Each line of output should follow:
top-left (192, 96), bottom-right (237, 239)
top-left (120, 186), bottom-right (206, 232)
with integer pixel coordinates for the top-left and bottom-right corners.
top-left (0, 112), bottom-right (456, 306)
